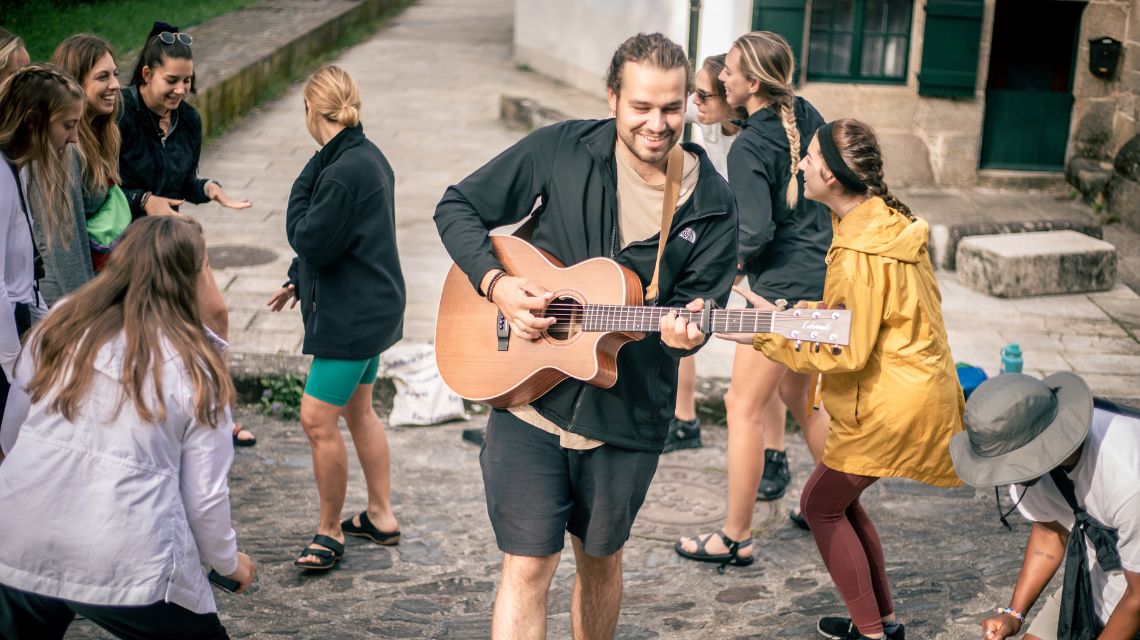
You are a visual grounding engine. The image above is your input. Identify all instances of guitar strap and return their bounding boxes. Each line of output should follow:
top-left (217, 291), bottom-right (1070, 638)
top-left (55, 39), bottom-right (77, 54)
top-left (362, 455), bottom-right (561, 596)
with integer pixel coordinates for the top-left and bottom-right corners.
top-left (644, 144), bottom-right (683, 303)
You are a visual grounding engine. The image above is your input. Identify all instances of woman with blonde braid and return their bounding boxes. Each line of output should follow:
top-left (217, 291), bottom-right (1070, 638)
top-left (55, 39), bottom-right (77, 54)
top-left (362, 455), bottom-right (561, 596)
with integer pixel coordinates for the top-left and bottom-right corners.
top-left (675, 32), bottom-right (831, 568)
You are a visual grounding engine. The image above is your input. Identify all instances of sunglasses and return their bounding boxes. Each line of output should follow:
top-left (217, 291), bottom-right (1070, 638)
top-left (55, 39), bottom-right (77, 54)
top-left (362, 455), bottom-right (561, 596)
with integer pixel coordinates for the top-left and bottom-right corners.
top-left (693, 89), bottom-right (723, 103)
top-left (155, 31), bottom-right (192, 46)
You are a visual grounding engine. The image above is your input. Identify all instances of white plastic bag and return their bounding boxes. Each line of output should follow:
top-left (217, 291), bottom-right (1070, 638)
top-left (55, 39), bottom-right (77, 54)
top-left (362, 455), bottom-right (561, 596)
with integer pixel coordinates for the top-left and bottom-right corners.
top-left (378, 343), bottom-right (468, 426)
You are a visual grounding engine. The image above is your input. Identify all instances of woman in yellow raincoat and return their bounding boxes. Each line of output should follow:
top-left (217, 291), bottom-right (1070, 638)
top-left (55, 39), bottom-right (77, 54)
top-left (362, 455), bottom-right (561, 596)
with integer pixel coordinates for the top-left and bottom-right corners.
top-left (725, 119), bottom-right (964, 640)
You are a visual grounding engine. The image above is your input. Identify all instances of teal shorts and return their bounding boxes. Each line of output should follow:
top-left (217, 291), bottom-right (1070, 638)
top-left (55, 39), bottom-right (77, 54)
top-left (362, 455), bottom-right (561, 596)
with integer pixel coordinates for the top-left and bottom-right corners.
top-left (304, 356), bottom-right (380, 407)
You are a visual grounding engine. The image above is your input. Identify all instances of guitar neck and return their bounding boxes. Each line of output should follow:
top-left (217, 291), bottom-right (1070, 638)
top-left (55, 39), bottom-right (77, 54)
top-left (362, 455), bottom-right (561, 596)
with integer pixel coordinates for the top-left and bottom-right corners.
top-left (581, 305), bottom-right (777, 334)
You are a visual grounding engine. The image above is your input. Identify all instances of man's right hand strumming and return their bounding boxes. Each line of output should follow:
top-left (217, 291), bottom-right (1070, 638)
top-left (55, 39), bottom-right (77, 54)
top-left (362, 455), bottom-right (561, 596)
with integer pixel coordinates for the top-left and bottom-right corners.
top-left (480, 269), bottom-right (555, 341)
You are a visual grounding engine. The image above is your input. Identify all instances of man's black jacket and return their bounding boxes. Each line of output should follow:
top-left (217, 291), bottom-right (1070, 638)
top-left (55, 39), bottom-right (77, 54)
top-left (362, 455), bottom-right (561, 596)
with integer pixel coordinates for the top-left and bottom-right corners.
top-left (434, 119), bottom-right (738, 451)
top-left (286, 125), bottom-right (405, 360)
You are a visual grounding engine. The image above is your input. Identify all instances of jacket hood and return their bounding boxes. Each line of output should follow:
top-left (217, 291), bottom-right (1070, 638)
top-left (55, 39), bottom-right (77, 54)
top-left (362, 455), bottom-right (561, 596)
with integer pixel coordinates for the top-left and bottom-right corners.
top-left (830, 197), bottom-right (927, 264)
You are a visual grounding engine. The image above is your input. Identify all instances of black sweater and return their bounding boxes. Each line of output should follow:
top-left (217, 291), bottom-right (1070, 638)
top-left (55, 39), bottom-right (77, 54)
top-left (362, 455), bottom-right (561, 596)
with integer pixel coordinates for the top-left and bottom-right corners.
top-left (728, 96), bottom-right (831, 302)
top-left (285, 126), bottom-right (405, 359)
top-left (434, 119), bottom-right (738, 451)
top-left (118, 86), bottom-right (211, 218)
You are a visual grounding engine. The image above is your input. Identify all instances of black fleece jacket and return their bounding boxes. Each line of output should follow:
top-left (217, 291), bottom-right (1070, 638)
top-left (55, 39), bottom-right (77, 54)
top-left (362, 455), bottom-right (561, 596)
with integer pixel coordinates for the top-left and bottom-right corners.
top-left (285, 126), bottom-right (405, 359)
top-left (118, 86), bottom-right (212, 218)
top-left (728, 96), bottom-right (831, 303)
top-left (434, 119), bottom-right (738, 451)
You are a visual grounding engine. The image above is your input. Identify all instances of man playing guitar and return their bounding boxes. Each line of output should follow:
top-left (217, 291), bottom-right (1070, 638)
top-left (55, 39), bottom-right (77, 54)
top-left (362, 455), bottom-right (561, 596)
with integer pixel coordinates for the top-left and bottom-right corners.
top-left (433, 33), bottom-right (738, 640)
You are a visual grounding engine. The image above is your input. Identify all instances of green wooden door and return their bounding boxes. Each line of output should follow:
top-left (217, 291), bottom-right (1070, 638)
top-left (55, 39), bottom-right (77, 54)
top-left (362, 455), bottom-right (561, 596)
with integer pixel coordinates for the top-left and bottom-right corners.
top-left (979, 0), bottom-right (1084, 170)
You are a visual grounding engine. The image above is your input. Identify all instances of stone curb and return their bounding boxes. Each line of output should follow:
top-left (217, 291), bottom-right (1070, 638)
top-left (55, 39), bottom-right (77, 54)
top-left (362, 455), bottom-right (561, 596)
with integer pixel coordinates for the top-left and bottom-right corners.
top-left (500, 95), bottom-right (571, 132)
top-left (192, 0), bottom-right (409, 139)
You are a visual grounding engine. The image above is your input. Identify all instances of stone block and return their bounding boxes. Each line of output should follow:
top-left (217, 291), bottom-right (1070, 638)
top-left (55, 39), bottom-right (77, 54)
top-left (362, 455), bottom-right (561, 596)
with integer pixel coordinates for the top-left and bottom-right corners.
top-left (1066, 157), bottom-right (1114, 199)
top-left (1072, 100), bottom-right (1117, 158)
top-left (956, 231), bottom-right (1117, 297)
top-left (877, 131), bottom-right (934, 186)
top-left (499, 95), bottom-right (570, 131)
top-left (1107, 174), bottom-right (1140, 232)
top-left (1114, 134), bottom-right (1140, 180)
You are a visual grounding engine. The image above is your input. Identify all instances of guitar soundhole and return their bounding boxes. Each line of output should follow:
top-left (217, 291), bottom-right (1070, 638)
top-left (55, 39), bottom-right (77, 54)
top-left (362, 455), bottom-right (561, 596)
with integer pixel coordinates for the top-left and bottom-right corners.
top-left (543, 296), bottom-right (583, 342)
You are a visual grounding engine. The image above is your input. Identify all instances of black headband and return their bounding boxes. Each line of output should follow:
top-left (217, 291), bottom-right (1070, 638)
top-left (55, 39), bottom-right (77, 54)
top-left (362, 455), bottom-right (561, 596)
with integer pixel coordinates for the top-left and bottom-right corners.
top-left (816, 122), bottom-right (867, 193)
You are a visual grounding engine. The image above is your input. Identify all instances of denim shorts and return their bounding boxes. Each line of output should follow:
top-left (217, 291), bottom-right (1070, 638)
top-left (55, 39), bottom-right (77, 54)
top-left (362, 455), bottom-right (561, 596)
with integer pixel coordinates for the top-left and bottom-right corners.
top-left (479, 409), bottom-right (660, 557)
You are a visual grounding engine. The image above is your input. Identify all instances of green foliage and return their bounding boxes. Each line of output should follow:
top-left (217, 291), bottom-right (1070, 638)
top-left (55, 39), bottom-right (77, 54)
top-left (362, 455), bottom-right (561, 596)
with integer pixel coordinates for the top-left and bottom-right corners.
top-left (3, 0), bottom-right (259, 61)
top-left (256, 373), bottom-right (305, 421)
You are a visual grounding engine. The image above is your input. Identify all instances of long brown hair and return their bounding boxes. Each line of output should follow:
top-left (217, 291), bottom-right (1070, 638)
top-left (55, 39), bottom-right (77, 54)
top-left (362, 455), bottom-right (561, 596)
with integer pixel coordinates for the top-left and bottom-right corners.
top-left (731, 31), bottom-right (800, 208)
top-left (0, 64), bottom-right (84, 247)
top-left (0, 28), bottom-right (24, 82)
top-left (52, 34), bottom-right (122, 189)
top-left (24, 216), bottom-right (234, 427)
top-left (829, 118), bottom-right (915, 221)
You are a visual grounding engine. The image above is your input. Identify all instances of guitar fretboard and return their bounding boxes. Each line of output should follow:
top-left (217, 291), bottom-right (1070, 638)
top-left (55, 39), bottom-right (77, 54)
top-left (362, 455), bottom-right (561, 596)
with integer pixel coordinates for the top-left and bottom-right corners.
top-left (580, 305), bottom-right (778, 334)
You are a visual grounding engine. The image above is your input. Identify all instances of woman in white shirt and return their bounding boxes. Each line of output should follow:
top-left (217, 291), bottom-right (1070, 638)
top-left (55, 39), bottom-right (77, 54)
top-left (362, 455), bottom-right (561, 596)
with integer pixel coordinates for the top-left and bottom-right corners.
top-left (0, 216), bottom-right (254, 639)
top-left (0, 64), bottom-right (85, 429)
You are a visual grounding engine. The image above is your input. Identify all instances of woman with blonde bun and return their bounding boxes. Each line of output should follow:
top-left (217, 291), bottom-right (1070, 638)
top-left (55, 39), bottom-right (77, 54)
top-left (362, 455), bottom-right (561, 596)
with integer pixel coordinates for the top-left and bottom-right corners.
top-left (268, 65), bottom-right (406, 571)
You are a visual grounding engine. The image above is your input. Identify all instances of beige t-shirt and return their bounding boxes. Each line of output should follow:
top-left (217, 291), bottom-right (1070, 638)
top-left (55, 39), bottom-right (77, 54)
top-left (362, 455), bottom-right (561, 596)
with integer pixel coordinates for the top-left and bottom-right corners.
top-left (509, 144), bottom-right (701, 449)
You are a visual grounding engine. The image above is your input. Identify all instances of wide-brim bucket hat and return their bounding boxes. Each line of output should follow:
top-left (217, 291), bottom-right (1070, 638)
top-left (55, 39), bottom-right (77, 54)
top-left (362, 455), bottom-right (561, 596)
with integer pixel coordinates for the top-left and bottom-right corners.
top-left (950, 372), bottom-right (1093, 487)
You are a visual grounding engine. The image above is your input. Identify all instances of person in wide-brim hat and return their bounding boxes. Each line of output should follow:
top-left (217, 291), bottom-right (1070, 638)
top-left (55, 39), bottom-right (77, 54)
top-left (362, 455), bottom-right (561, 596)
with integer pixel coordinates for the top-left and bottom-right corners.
top-left (950, 371), bottom-right (1093, 488)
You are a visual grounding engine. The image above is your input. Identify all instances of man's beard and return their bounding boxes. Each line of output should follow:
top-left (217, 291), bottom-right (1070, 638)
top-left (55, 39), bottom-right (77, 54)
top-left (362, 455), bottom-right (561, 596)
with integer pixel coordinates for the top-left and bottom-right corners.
top-left (617, 126), bottom-right (677, 166)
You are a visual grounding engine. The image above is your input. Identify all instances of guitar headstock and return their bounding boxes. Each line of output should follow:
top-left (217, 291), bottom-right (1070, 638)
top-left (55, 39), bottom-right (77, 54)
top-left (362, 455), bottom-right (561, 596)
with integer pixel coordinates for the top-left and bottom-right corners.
top-left (769, 303), bottom-right (851, 349)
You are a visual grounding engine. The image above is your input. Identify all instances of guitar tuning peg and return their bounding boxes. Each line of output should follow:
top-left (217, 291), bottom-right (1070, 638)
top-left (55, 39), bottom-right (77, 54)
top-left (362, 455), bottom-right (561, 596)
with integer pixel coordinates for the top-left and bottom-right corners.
top-left (794, 340), bottom-right (802, 352)
top-left (814, 343), bottom-right (821, 353)
top-left (836, 303), bottom-right (847, 310)
top-left (831, 346), bottom-right (842, 356)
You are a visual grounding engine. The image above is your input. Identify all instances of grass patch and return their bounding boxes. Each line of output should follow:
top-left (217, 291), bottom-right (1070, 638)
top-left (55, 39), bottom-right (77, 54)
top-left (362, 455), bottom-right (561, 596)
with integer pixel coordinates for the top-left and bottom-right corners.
top-left (4, 0), bottom-right (260, 62)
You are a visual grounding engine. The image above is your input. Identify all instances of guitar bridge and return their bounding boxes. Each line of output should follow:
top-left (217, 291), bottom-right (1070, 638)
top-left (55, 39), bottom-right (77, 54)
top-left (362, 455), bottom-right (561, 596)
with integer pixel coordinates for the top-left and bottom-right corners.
top-left (496, 310), bottom-right (510, 351)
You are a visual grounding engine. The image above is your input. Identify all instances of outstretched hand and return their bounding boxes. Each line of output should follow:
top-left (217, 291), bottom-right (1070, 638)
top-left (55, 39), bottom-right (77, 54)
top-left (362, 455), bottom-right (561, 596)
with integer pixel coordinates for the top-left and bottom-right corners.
top-left (267, 284), bottom-right (297, 312)
top-left (715, 285), bottom-right (777, 344)
top-left (207, 182), bottom-right (253, 210)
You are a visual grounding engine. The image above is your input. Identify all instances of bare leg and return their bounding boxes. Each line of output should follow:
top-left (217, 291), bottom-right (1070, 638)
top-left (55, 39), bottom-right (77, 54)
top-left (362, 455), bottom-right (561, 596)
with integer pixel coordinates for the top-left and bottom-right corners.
top-left (196, 261), bottom-right (229, 340)
top-left (297, 393), bottom-right (348, 563)
top-left (571, 535), bottom-right (623, 640)
top-left (341, 383), bottom-right (398, 532)
top-left (673, 356), bottom-right (698, 422)
top-left (492, 552), bottom-right (560, 640)
top-left (761, 394), bottom-right (787, 452)
top-left (779, 372), bottom-right (829, 463)
top-left (677, 344), bottom-right (784, 556)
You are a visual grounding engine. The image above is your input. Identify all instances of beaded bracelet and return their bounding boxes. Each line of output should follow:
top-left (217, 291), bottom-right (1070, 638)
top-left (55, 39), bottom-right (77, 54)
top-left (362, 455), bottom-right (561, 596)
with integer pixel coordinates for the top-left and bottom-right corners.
top-left (485, 271), bottom-right (507, 304)
top-left (994, 607), bottom-right (1024, 622)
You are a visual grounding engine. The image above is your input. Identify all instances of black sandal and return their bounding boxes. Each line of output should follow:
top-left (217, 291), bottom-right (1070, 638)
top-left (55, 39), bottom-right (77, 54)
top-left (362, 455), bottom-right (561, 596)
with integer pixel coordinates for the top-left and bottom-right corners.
top-left (341, 511), bottom-right (400, 546)
top-left (294, 534), bottom-right (344, 570)
top-left (674, 529), bottom-right (754, 574)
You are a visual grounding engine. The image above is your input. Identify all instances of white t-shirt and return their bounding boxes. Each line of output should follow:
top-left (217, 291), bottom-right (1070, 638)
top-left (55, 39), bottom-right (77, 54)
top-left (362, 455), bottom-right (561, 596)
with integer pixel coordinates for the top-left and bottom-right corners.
top-left (686, 102), bottom-right (738, 180)
top-left (1011, 407), bottom-right (1140, 623)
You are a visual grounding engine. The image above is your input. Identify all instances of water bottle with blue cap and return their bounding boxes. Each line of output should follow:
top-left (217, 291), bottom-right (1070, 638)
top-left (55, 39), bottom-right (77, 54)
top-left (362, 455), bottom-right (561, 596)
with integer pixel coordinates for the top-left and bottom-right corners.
top-left (1000, 343), bottom-right (1023, 375)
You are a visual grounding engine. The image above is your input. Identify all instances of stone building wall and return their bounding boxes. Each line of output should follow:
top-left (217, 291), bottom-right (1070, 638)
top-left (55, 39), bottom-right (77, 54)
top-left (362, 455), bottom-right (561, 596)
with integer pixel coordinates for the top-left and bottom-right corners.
top-left (1069, 0), bottom-right (1140, 163)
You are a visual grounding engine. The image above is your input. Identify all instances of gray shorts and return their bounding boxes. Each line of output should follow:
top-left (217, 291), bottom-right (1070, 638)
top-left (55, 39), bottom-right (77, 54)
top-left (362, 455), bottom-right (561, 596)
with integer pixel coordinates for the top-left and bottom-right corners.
top-left (1025, 588), bottom-right (1061, 640)
top-left (479, 409), bottom-right (660, 557)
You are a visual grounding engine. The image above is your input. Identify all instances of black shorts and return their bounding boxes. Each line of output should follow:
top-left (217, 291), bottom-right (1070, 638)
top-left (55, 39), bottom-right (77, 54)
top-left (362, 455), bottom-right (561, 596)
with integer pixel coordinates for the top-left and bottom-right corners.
top-left (480, 410), bottom-right (660, 557)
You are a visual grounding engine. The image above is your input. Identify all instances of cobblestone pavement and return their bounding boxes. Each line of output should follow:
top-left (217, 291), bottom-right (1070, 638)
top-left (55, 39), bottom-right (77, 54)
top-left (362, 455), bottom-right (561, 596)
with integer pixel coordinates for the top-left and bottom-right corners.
top-left (67, 407), bottom-right (1035, 639)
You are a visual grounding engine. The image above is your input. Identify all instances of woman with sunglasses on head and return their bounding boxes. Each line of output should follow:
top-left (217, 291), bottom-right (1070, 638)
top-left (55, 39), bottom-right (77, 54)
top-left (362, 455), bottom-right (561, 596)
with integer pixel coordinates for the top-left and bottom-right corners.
top-left (722, 119), bottom-right (964, 640)
top-left (675, 32), bottom-right (832, 570)
top-left (0, 216), bottom-right (254, 640)
top-left (0, 64), bottom-right (84, 441)
top-left (119, 22), bottom-right (256, 446)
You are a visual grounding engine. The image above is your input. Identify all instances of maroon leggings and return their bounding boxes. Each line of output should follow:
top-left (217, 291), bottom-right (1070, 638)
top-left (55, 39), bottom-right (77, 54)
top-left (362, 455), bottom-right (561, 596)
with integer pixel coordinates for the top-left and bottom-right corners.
top-left (800, 463), bottom-right (893, 636)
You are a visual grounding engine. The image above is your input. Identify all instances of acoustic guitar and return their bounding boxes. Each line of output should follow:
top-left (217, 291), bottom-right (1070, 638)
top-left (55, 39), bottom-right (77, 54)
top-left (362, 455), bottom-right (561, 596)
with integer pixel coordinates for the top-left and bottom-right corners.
top-left (435, 236), bottom-right (851, 408)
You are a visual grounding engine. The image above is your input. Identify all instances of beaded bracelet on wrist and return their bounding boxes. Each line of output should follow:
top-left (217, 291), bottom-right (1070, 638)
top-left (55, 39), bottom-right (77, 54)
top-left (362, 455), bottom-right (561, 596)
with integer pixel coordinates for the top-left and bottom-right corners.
top-left (485, 271), bottom-right (506, 304)
top-left (994, 607), bottom-right (1024, 622)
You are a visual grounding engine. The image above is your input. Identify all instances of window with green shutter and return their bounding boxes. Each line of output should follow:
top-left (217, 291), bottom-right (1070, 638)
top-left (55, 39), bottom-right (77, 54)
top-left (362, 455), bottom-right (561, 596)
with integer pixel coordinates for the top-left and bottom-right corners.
top-left (917, 0), bottom-right (985, 97)
top-left (752, 0), bottom-right (808, 71)
top-left (806, 0), bottom-right (913, 84)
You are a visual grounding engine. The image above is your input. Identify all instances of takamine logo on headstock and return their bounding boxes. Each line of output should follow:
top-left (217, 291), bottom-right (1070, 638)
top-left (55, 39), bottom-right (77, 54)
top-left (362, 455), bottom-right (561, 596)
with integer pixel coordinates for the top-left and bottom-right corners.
top-left (800, 321), bottom-right (833, 331)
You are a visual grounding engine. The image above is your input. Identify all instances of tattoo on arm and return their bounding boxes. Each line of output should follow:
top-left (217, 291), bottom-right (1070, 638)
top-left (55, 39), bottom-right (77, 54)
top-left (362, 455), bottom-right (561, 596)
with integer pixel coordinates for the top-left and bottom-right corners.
top-left (1033, 550), bottom-right (1058, 561)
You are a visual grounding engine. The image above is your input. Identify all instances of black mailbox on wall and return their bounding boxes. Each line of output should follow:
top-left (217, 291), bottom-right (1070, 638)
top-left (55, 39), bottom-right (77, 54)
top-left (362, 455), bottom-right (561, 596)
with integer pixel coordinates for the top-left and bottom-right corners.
top-left (1089, 37), bottom-right (1122, 79)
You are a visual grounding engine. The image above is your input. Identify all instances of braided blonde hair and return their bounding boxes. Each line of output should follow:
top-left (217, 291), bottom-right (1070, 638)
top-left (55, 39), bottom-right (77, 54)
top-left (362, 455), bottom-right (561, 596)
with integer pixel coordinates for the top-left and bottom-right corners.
top-left (731, 31), bottom-right (800, 208)
top-left (830, 119), bottom-right (915, 221)
top-left (0, 64), bottom-right (85, 248)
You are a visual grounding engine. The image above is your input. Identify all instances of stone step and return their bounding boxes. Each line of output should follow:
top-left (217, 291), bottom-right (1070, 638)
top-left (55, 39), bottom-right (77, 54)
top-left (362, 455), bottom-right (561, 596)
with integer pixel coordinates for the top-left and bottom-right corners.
top-left (956, 230), bottom-right (1117, 298)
